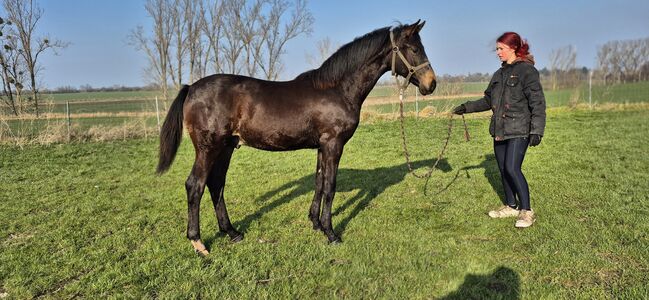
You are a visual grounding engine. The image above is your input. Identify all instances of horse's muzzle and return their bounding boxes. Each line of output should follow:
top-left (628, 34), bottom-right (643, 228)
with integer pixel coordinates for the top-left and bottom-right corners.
top-left (417, 68), bottom-right (436, 95)
top-left (419, 79), bottom-right (436, 95)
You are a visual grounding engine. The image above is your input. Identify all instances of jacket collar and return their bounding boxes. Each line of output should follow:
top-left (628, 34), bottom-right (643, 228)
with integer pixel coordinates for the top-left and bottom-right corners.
top-left (501, 55), bottom-right (535, 68)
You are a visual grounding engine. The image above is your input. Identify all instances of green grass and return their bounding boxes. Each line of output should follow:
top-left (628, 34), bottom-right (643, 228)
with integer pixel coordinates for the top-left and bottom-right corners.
top-left (2, 107), bottom-right (648, 298)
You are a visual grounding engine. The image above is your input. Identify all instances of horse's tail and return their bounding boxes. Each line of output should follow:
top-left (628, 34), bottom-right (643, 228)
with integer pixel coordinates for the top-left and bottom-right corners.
top-left (157, 85), bottom-right (190, 175)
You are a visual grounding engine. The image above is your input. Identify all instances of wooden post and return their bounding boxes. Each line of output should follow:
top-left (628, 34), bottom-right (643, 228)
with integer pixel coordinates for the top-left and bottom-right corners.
top-left (589, 70), bottom-right (593, 108)
top-left (66, 101), bottom-right (71, 142)
top-left (155, 96), bottom-right (161, 132)
top-left (415, 87), bottom-right (419, 120)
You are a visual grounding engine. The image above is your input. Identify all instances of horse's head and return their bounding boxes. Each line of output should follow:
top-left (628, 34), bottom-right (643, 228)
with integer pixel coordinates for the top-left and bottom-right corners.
top-left (390, 20), bottom-right (436, 95)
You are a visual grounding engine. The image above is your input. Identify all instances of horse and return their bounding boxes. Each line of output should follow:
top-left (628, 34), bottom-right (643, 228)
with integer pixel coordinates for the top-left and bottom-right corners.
top-left (157, 20), bottom-right (436, 255)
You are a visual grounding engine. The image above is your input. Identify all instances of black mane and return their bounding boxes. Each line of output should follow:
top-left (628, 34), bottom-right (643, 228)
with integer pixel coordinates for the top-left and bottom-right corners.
top-left (297, 24), bottom-right (407, 89)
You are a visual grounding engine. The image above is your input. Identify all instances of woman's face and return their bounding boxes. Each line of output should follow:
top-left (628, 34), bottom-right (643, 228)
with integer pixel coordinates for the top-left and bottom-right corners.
top-left (496, 42), bottom-right (516, 63)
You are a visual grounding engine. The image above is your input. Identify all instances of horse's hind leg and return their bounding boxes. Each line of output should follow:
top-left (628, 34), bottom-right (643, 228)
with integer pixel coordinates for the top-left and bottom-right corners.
top-left (309, 149), bottom-right (324, 230)
top-left (207, 144), bottom-right (243, 242)
top-left (186, 149), bottom-right (218, 256)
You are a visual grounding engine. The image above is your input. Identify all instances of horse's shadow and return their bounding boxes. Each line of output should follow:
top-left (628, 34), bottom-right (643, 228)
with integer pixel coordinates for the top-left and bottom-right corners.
top-left (230, 158), bottom-right (452, 238)
top-left (439, 266), bottom-right (520, 299)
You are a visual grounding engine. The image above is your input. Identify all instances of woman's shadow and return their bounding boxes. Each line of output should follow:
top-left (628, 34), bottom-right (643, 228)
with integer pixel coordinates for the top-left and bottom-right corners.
top-left (439, 266), bottom-right (520, 299)
top-left (230, 158), bottom-right (452, 238)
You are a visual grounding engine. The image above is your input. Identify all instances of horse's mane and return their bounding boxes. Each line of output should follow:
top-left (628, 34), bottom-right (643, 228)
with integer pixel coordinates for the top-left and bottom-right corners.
top-left (296, 24), bottom-right (407, 89)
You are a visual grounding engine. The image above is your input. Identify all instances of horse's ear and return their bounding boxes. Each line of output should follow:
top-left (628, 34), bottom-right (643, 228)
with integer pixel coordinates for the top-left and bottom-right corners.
top-left (404, 19), bottom-right (422, 37)
top-left (418, 20), bottom-right (426, 32)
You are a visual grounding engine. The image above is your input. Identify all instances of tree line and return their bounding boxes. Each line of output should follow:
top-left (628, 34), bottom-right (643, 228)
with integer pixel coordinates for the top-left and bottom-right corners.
top-left (128, 0), bottom-right (314, 100)
top-left (597, 37), bottom-right (649, 84)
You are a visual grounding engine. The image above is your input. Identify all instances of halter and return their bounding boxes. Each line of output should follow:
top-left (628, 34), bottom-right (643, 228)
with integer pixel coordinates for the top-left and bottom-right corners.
top-left (389, 29), bottom-right (431, 91)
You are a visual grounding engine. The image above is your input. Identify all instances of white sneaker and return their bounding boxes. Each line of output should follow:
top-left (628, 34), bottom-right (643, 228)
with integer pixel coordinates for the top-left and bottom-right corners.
top-left (488, 205), bottom-right (519, 218)
top-left (515, 210), bottom-right (536, 228)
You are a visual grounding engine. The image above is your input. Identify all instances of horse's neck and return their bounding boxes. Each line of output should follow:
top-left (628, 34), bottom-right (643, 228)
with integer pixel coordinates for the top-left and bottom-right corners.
top-left (340, 59), bottom-right (390, 109)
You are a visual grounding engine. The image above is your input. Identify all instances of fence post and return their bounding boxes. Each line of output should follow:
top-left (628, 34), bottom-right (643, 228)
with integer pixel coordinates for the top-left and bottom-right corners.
top-left (588, 70), bottom-right (593, 108)
top-left (155, 96), bottom-right (161, 132)
top-left (415, 87), bottom-right (419, 120)
top-left (66, 101), bottom-right (71, 142)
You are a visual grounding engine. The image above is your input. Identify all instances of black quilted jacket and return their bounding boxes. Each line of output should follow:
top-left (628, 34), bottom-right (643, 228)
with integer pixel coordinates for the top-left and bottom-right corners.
top-left (462, 57), bottom-right (546, 141)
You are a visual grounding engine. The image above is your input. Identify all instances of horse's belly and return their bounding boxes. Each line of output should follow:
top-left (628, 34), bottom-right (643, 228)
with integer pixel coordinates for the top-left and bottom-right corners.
top-left (236, 127), bottom-right (318, 151)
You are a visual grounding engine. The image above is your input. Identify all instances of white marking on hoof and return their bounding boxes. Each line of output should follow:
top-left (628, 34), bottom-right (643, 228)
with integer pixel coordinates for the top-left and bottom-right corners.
top-left (191, 240), bottom-right (209, 256)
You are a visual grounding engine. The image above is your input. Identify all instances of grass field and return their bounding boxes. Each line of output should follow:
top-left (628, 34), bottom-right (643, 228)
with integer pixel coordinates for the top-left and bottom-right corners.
top-left (1, 106), bottom-right (648, 298)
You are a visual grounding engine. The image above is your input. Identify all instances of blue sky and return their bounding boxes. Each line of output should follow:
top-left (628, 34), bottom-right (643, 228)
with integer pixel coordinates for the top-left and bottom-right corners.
top-left (17, 0), bottom-right (649, 88)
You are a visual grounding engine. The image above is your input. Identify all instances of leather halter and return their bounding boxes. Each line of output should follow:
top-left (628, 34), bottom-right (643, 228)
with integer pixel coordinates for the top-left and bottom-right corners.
top-left (390, 29), bottom-right (431, 91)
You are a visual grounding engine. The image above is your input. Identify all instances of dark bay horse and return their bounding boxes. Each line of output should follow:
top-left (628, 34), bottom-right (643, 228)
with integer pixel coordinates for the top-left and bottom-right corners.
top-left (157, 20), bottom-right (436, 255)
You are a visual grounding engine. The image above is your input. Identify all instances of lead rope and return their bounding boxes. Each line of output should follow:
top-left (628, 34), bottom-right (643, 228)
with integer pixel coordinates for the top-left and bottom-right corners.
top-left (389, 28), bottom-right (469, 180)
top-left (397, 87), bottom-right (470, 180)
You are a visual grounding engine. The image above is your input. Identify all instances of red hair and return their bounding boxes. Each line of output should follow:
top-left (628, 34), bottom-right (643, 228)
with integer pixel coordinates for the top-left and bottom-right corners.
top-left (497, 32), bottom-right (530, 58)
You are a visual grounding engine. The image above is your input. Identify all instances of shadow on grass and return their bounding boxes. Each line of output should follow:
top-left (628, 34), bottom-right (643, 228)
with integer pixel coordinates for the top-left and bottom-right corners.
top-left (435, 154), bottom-right (507, 205)
top-left (439, 266), bottom-right (520, 300)
top-left (230, 158), bottom-right (452, 239)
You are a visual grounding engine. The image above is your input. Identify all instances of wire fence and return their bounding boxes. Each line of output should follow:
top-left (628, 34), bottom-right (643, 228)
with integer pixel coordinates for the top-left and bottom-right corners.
top-left (1, 78), bottom-right (649, 144)
top-left (0, 97), bottom-right (170, 144)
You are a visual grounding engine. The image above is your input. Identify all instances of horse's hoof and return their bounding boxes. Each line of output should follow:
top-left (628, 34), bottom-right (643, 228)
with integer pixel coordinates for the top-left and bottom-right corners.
top-left (191, 240), bottom-right (210, 256)
top-left (328, 236), bottom-right (342, 244)
top-left (312, 223), bottom-right (323, 231)
top-left (230, 233), bottom-right (244, 243)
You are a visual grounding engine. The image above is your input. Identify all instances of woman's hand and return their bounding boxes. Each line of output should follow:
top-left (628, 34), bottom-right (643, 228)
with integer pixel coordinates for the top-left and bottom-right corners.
top-left (453, 105), bottom-right (466, 115)
top-left (529, 134), bottom-right (542, 147)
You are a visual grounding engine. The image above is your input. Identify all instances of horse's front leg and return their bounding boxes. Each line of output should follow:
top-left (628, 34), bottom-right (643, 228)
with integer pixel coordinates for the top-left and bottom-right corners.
top-left (309, 148), bottom-right (324, 230)
top-left (320, 142), bottom-right (344, 243)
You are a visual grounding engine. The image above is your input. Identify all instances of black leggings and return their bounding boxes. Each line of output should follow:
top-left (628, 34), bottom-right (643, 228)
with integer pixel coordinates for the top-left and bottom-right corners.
top-left (494, 137), bottom-right (531, 210)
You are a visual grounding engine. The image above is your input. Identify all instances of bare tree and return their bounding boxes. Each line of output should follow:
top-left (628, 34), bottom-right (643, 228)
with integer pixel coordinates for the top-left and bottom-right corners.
top-left (596, 42), bottom-right (613, 83)
top-left (638, 39), bottom-right (649, 81)
top-left (168, 0), bottom-right (187, 90)
top-left (237, 0), bottom-right (265, 77)
top-left (548, 45), bottom-right (577, 90)
top-left (129, 0), bottom-right (174, 100)
top-left (183, 0), bottom-right (205, 82)
top-left (221, 0), bottom-right (246, 74)
top-left (3, 0), bottom-right (68, 117)
top-left (597, 37), bottom-right (649, 84)
top-left (0, 16), bottom-right (19, 116)
top-left (201, 0), bottom-right (226, 75)
top-left (305, 37), bottom-right (335, 68)
top-left (133, 0), bottom-right (313, 90)
top-left (254, 0), bottom-right (314, 80)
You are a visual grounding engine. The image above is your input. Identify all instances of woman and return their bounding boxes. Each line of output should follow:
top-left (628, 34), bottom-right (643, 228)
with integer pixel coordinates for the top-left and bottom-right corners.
top-left (453, 32), bottom-right (546, 228)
